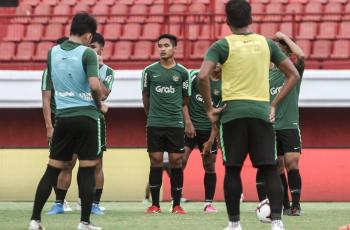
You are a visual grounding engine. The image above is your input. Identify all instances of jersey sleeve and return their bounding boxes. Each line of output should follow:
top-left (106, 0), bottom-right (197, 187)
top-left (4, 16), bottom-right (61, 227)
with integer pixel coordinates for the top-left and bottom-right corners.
top-left (82, 48), bottom-right (99, 78)
top-left (42, 49), bottom-right (53, 91)
top-left (182, 68), bottom-right (191, 97)
top-left (204, 39), bottom-right (229, 64)
top-left (267, 39), bottom-right (287, 66)
top-left (102, 67), bottom-right (115, 91)
top-left (141, 68), bottom-right (151, 95)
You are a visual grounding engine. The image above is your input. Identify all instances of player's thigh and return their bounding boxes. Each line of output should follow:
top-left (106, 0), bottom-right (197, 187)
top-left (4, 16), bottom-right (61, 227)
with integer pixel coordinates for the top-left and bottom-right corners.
top-left (196, 130), bottom-right (218, 155)
top-left (220, 118), bottom-right (249, 167)
top-left (276, 156), bottom-right (285, 174)
top-left (147, 127), bottom-right (166, 153)
top-left (165, 127), bottom-right (185, 154)
top-left (169, 152), bottom-right (183, 168)
top-left (277, 129), bottom-right (302, 170)
top-left (285, 152), bottom-right (300, 170)
top-left (248, 118), bottom-right (276, 167)
top-left (148, 151), bottom-right (164, 166)
top-left (201, 152), bottom-right (217, 172)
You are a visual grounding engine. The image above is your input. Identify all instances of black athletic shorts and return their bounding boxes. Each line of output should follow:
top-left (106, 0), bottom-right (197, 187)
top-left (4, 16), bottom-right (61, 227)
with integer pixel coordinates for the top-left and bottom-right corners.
top-left (147, 127), bottom-right (185, 153)
top-left (275, 129), bottom-right (302, 156)
top-left (100, 118), bottom-right (107, 156)
top-left (184, 130), bottom-right (218, 154)
top-left (51, 112), bottom-right (56, 127)
top-left (220, 118), bottom-right (276, 167)
top-left (50, 116), bottom-right (103, 161)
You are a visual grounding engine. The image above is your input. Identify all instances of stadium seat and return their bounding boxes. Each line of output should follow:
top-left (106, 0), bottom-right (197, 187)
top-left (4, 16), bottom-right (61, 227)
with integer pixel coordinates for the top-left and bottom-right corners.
top-left (318, 22), bottom-right (338, 39)
top-left (11, 4), bottom-right (32, 24)
top-left (41, 0), bottom-right (59, 6)
top-left (310, 40), bottom-right (332, 59)
top-left (191, 40), bottom-right (211, 59)
top-left (217, 23), bottom-right (232, 38)
top-left (342, 3), bottom-right (350, 20)
top-left (33, 42), bottom-right (54, 61)
top-left (134, 0), bottom-right (153, 5)
top-left (279, 22), bottom-right (294, 37)
top-left (148, 4), bottom-right (164, 23)
top-left (323, 2), bottom-right (342, 21)
top-left (169, 4), bottom-right (187, 22)
top-left (141, 23), bottom-right (162, 40)
top-left (264, 3), bottom-right (283, 22)
top-left (169, 24), bottom-right (183, 39)
top-left (83, 0), bottom-right (97, 6)
top-left (200, 24), bottom-right (212, 40)
top-left (64, 24), bottom-right (71, 37)
top-left (103, 23), bottom-right (122, 41)
top-left (131, 41), bottom-right (152, 60)
top-left (337, 22), bottom-right (350, 39)
top-left (284, 2), bottom-right (304, 21)
top-left (0, 42), bottom-right (16, 61)
top-left (270, 0), bottom-right (288, 3)
top-left (110, 41), bottom-right (132, 60)
top-left (52, 4), bottom-right (71, 24)
top-left (23, 24), bottom-right (44, 41)
top-left (214, 0), bottom-right (226, 22)
top-left (92, 4), bottom-right (109, 23)
top-left (102, 41), bottom-right (114, 61)
top-left (303, 2), bottom-right (323, 21)
top-left (109, 3), bottom-right (128, 23)
top-left (170, 0), bottom-right (191, 4)
top-left (250, 0), bottom-right (270, 3)
top-left (60, 0), bottom-right (78, 5)
top-left (121, 23), bottom-right (141, 40)
top-left (128, 4), bottom-right (148, 23)
top-left (192, 0), bottom-right (211, 3)
top-left (296, 22), bottom-right (317, 39)
top-left (250, 23), bottom-right (259, 33)
top-left (32, 4), bottom-right (51, 24)
top-left (118, 0), bottom-right (135, 5)
top-left (99, 0), bottom-right (116, 5)
top-left (22, 0), bottom-right (40, 6)
top-left (43, 24), bottom-right (64, 41)
top-left (251, 3), bottom-right (265, 21)
top-left (72, 4), bottom-right (90, 14)
top-left (260, 23), bottom-right (278, 38)
top-left (296, 40), bottom-right (311, 58)
top-left (175, 40), bottom-right (184, 59)
top-left (13, 42), bottom-right (35, 61)
top-left (3, 24), bottom-right (25, 42)
top-left (330, 40), bottom-right (350, 59)
top-left (188, 24), bottom-right (200, 41)
top-left (187, 3), bottom-right (209, 23)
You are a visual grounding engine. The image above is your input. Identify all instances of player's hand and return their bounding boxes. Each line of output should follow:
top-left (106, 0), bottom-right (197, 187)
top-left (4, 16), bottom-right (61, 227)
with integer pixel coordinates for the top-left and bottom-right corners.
top-left (202, 140), bottom-right (214, 156)
top-left (269, 105), bottom-right (276, 123)
top-left (100, 102), bottom-right (108, 114)
top-left (185, 121), bottom-right (196, 138)
top-left (207, 104), bottom-right (226, 124)
top-left (46, 126), bottom-right (54, 143)
top-left (273, 31), bottom-right (287, 41)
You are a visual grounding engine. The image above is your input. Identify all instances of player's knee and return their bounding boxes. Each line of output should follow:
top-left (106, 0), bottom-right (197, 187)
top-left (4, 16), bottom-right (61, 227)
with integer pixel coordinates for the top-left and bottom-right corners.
top-left (285, 160), bottom-right (299, 171)
top-left (150, 158), bottom-right (163, 167)
top-left (169, 157), bottom-right (182, 168)
top-left (203, 162), bottom-right (215, 172)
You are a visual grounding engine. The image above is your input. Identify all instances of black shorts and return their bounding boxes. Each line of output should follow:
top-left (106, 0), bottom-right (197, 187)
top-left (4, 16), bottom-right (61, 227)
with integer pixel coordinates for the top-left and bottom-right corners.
top-left (184, 130), bottom-right (218, 154)
top-left (100, 118), bottom-right (107, 156)
top-left (276, 129), bottom-right (302, 156)
top-left (50, 116), bottom-right (103, 161)
top-left (147, 127), bottom-right (185, 153)
top-left (220, 118), bottom-right (276, 167)
top-left (51, 112), bottom-right (56, 127)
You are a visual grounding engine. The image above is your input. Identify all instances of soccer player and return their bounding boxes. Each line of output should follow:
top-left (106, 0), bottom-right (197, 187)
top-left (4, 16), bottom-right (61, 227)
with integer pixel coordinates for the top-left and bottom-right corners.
top-left (256, 32), bottom-right (305, 216)
top-left (141, 34), bottom-right (190, 214)
top-left (46, 33), bottom-right (114, 216)
top-left (29, 12), bottom-right (104, 230)
top-left (198, 1), bottom-right (300, 230)
top-left (182, 65), bottom-right (221, 213)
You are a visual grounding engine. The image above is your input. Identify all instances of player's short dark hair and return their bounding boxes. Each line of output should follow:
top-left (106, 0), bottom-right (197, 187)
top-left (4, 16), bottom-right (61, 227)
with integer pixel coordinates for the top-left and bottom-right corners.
top-left (225, 0), bottom-right (252, 29)
top-left (157, 34), bottom-right (177, 47)
top-left (70, 12), bottom-right (97, 36)
top-left (56, 36), bottom-right (68, 45)
top-left (91, 33), bottom-right (105, 47)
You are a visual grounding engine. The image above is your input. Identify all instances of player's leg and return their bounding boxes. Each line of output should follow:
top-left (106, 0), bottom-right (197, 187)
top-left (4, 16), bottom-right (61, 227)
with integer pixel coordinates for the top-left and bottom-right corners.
top-left (277, 155), bottom-right (291, 213)
top-left (182, 135), bottom-right (195, 170)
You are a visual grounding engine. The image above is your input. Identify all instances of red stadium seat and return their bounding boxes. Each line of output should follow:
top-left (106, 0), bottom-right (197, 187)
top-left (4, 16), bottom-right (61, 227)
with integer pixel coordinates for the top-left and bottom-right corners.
top-left (32, 5), bottom-right (51, 24)
top-left (11, 4), bottom-right (32, 24)
top-left (250, 23), bottom-right (259, 33)
top-left (131, 41), bottom-right (152, 60)
top-left (270, 0), bottom-right (288, 3)
top-left (303, 2), bottom-right (323, 21)
top-left (23, 24), bottom-right (44, 41)
top-left (342, 3), bottom-right (350, 20)
top-left (264, 3), bottom-right (283, 22)
top-left (310, 40), bottom-right (332, 59)
top-left (330, 40), bottom-right (350, 59)
top-left (337, 22), bottom-right (350, 39)
top-left (141, 23), bottom-right (162, 40)
top-left (92, 4), bottom-right (109, 23)
top-left (200, 24), bottom-right (212, 40)
top-left (13, 42), bottom-right (35, 61)
top-left (3, 24), bottom-right (25, 42)
top-left (99, 0), bottom-right (116, 5)
top-left (296, 22), bottom-right (317, 39)
top-left (72, 4), bottom-right (90, 14)
top-left (109, 3), bottom-right (128, 23)
top-left (104, 23), bottom-right (122, 41)
top-left (134, 0), bottom-right (153, 5)
top-left (110, 41), bottom-right (132, 60)
top-left (128, 4), bottom-right (148, 23)
top-left (169, 24), bottom-right (183, 39)
top-left (52, 4), bottom-right (71, 24)
top-left (279, 22), bottom-right (294, 37)
top-left (318, 22), bottom-right (337, 39)
top-left (284, 2), bottom-right (304, 21)
top-left (214, 0), bottom-right (226, 22)
top-left (251, 3), bottom-right (265, 22)
top-left (83, 0), bottom-right (97, 6)
top-left (22, 0), bottom-right (40, 6)
top-left (250, 0), bottom-right (270, 3)
top-left (175, 40), bottom-right (184, 59)
top-left (169, 4), bottom-right (187, 22)
top-left (296, 40), bottom-right (311, 58)
top-left (33, 42), bottom-right (54, 61)
top-left (0, 42), bottom-right (16, 61)
top-left (64, 24), bottom-right (71, 37)
top-left (148, 4), bottom-right (164, 23)
top-left (187, 3), bottom-right (209, 23)
top-left (191, 40), bottom-right (211, 59)
top-left (170, 0), bottom-right (191, 3)
top-left (121, 23), bottom-right (141, 40)
top-left (117, 0), bottom-right (134, 5)
top-left (188, 24), bottom-right (200, 41)
top-left (43, 24), bottom-right (64, 41)
top-left (192, 0), bottom-right (211, 3)
top-left (217, 23), bottom-right (232, 38)
top-left (328, 0), bottom-right (348, 3)
top-left (323, 2), bottom-right (342, 21)
top-left (102, 41), bottom-right (114, 61)
top-left (41, 0), bottom-right (59, 6)
top-left (60, 0), bottom-right (78, 5)
top-left (260, 23), bottom-right (278, 38)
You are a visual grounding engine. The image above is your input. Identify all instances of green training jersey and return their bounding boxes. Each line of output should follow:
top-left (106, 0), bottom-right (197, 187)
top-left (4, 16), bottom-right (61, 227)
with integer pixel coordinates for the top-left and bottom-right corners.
top-left (41, 68), bottom-right (56, 114)
top-left (189, 70), bottom-right (221, 131)
top-left (141, 61), bottom-right (190, 128)
top-left (99, 64), bottom-right (115, 119)
top-left (205, 36), bottom-right (287, 124)
top-left (269, 60), bottom-right (305, 130)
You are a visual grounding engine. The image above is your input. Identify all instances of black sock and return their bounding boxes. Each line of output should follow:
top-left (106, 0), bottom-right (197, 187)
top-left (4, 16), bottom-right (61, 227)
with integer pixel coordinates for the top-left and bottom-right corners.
top-left (288, 169), bottom-right (302, 208)
top-left (31, 165), bottom-right (61, 221)
top-left (224, 166), bottom-right (242, 222)
top-left (256, 169), bottom-right (266, 202)
top-left (280, 173), bottom-right (290, 209)
top-left (55, 188), bottom-right (67, 204)
top-left (259, 165), bottom-right (283, 220)
top-left (94, 189), bottom-right (103, 204)
top-left (77, 169), bottom-right (82, 199)
top-left (171, 168), bottom-right (183, 208)
top-left (149, 167), bottom-right (162, 208)
top-left (53, 186), bottom-right (58, 197)
top-left (78, 167), bottom-right (96, 223)
top-left (204, 172), bottom-right (216, 203)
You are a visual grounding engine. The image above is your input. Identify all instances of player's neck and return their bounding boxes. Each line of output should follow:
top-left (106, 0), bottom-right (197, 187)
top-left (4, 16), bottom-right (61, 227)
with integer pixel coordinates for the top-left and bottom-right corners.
top-left (231, 26), bottom-right (251, 35)
top-left (69, 36), bottom-right (84, 45)
top-left (160, 58), bottom-right (176, 69)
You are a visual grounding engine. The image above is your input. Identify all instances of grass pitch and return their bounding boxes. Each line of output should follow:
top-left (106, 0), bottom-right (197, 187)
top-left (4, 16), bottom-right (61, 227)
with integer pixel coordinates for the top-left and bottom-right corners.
top-left (1, 202), bottom-right (349, 230)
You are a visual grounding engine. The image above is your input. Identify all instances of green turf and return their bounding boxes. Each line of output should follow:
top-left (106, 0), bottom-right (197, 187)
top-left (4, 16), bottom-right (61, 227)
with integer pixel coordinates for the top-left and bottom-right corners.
top-left (2, 202), bottom-right (349, 230)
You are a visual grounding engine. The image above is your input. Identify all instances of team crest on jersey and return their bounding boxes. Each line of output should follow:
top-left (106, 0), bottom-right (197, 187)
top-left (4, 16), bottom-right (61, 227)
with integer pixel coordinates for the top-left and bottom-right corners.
top-left (172, 75), bottom-right (180, 82)
top-left (213, 89), bottom-right (220, 96)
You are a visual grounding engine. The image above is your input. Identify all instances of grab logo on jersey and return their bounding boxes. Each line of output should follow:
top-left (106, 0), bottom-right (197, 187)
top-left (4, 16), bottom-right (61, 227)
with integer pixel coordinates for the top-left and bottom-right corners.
top-left (270, 86), bottom-right (283, 95)
top-left (155, 85), bottom-right (175, 94)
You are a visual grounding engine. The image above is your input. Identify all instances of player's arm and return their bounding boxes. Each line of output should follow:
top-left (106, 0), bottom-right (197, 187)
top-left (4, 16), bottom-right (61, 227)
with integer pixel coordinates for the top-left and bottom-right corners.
top-left (141, 69), bottom-right (150, 115)
top-left (202, 123), bottom-right (218, 155)
top-left (101, 67), bottom-right (115, 101)
top-left (274, 32), bottom-right (305, 61)
top-left (182, 97), bottom-right (196, 138)
top-left (41, 67), bottom-right (53, 142)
